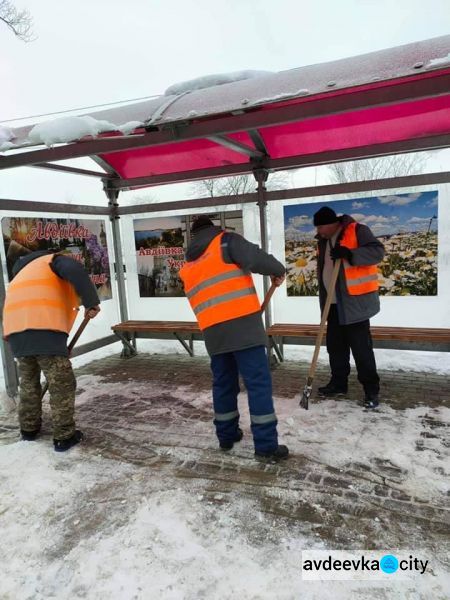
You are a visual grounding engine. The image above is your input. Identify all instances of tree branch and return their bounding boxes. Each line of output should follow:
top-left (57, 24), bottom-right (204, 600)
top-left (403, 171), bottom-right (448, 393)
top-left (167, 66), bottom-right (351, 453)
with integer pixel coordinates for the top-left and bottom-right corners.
top-left (0, 1), bottom-right (34, 41)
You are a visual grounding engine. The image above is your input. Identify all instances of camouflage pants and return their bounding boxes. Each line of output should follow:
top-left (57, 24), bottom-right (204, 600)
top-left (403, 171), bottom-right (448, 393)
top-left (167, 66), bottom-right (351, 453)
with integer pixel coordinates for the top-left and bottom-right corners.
top-left (18, 356), bottom-right (76, 440)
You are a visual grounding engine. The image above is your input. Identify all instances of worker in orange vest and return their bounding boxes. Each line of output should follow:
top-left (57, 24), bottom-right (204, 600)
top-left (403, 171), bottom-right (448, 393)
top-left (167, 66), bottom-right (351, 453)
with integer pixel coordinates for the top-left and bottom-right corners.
top-left (313, 206), bottom-right (385, 409)
top-left (180, 216), bottom-right (288, 461)
top-left (3, 250), bottom-right (100, 450)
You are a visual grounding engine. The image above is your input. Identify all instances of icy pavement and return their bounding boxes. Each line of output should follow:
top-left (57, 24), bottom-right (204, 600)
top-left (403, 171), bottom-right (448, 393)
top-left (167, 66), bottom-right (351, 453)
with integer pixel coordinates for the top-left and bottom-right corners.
top-left (0, 352), bottom-right (449, 599)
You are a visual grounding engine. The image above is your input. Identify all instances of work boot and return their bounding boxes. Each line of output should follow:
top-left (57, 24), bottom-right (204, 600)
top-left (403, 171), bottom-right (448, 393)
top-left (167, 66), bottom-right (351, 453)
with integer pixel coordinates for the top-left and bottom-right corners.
top-left (255, 444), bottom-right (289, 461)
top-left (317, 381), bottom-right (348, 397)
top-left (363, 394), bottom-right (379, 410)
top-left (54, 430), bottom-right (84, 452)
top-left (20, 417), bottom-right (42, 441)
top-left (219, 427), bottom-right (243, 451)
top-left (20, 428), bottom-right (40, 441)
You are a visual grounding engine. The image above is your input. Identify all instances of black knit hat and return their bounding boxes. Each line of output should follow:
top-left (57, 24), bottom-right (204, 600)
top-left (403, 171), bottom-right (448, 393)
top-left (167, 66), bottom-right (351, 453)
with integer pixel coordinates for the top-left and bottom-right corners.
top-left (313, 206), bottom-right (338, 226)
top-left (191, 215), bottom-right (214, 233)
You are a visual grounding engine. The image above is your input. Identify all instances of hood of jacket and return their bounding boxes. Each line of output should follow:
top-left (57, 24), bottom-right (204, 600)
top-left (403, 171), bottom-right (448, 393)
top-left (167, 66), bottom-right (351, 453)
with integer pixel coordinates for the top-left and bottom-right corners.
top-left (185, 226), bottom-right (223, 261)
top-left (12, 250), bottom-right (55, 278)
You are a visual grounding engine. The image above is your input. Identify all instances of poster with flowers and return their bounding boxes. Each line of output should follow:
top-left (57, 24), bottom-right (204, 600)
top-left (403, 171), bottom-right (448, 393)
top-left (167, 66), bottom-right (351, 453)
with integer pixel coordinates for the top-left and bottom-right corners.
top-left (1, 217), bottom-right (112, 301)
top-left (134, 216), bottom-right (186, 297)
top-left (284, 191), bottom-right (438, 296)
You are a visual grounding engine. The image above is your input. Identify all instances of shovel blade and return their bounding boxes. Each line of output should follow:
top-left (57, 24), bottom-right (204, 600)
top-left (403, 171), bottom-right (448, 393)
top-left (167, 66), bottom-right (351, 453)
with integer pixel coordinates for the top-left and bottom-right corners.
top-left (299, 385), bottom-right (312, 410)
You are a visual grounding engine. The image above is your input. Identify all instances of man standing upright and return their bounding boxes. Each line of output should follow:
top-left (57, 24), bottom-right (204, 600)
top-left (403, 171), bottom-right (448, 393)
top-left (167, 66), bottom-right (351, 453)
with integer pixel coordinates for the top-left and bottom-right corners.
top-left (3, 250), bottom-right (101, 451)
top-left (313, 206), bottom-right (385, 409)
top-left (180, 216), bottom-right (288, 461)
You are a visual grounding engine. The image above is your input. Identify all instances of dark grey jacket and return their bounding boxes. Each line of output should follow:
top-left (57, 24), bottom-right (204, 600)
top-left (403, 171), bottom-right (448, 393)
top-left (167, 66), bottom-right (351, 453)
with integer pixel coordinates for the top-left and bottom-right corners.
top-left (317, 215), bottom-right (385, 325)
top-left (7, 250), bottom-right (100, 358)
top-left (185, 226), bottom-right (285, 355)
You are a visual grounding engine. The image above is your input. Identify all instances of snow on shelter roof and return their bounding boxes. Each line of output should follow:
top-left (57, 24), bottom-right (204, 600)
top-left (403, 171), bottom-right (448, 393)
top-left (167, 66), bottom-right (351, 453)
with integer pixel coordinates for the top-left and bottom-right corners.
top-left (1, 35), bottom-right (450, 189)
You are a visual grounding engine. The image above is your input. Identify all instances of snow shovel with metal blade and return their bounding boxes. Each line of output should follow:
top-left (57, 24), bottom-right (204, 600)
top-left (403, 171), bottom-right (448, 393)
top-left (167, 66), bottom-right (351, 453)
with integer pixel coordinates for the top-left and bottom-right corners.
top-left (299, 258), bottom-right (342, 410)
top-left (40, 315), bottom-right (91, 400)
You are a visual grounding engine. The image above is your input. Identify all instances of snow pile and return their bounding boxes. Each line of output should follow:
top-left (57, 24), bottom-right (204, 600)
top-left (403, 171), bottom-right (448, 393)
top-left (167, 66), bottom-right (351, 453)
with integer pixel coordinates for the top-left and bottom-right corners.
top-left (118, 120), bottom-right (144, 135)
top-left (0, 125), bottom-right (14, 143)
top-left (426, 52), bottom-right (450, 69)
top-left (0, 125), bottom-right (15, 151)
top-left (28, 116), bottom-right (144, 147)
top-left (164, 70), bottom-right (273, 96)
top-left (246, 88), bottom-right (310, 106)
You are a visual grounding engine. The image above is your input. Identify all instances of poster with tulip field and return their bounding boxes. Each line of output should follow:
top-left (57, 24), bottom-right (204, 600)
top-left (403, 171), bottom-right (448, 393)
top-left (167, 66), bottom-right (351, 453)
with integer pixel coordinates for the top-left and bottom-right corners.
top-left (283, 191), bottom-right (438, 296)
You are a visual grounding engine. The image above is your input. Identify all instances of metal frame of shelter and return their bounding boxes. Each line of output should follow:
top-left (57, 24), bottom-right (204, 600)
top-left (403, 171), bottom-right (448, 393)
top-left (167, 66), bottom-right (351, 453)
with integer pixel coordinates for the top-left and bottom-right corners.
top-left (1, 36), bottom-right (450, 397)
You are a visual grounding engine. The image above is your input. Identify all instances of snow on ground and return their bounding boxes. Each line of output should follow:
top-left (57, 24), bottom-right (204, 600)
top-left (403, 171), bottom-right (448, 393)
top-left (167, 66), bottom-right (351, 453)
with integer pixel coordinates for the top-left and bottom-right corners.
top-left (0, 369), bottom-right (449, 599)
top-left (72, 372), bottom-right (450, 501)
top-left (3, 437), bottom-right (445, 600)
top-left (276, 396), bottom-right (449, 499)
top-left (72, 340), bottom-right (450, 376)
top-left (1, 341), bottom-right (449, 413)
top-left (1, 343), bottom-right (449, 598)
top-left (149, 340), bottom-right (449, 376)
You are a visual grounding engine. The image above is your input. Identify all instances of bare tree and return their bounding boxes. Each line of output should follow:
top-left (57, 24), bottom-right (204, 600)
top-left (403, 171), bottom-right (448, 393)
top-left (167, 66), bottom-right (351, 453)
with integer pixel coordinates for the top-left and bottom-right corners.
top-left (328, 153), bottom-right (428, 184)
top-left (190, 171), bottom-right (292, 198)
top-left (0, 0), bottom-right (34, 41)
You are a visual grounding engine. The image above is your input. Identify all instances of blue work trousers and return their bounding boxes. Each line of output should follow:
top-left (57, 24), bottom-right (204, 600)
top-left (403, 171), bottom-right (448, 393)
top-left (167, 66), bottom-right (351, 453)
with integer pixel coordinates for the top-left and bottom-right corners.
top-left (210, 345), bottom-right (278, 453)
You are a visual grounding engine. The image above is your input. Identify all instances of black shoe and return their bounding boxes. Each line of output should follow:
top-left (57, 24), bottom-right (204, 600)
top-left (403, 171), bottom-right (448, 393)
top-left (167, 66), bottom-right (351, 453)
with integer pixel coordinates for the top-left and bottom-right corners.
top-left (219, 427), bottom-right (243, 451)
top-left (363, 395), bottom-right (379, 410)
top-left (255, 444), bottom-right (289, 461)
top-left (54, 430), bottom-right (84, 452)
top-left (318, 381), bottom-right (348, 397)
top-left (20, 428), bottom-right (40, 441)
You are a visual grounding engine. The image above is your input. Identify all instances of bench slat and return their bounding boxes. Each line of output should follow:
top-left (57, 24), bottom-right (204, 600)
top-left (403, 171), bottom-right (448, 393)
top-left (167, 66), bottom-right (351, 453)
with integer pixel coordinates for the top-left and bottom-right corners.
top-left (112, 321), bottom-right (200, 334)
top-left (267, 324), bottom-right (450, 343)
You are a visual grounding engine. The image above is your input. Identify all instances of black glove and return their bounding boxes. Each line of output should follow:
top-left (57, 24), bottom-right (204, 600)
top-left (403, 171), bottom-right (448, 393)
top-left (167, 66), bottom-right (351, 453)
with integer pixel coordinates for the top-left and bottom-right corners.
top-left (330, 244), bottom-right (352, 263)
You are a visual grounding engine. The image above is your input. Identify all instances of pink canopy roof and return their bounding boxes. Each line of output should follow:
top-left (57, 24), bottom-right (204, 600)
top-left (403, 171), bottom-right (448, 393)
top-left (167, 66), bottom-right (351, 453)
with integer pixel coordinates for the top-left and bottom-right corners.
top-left (2, 35), bottom-right (450, 189)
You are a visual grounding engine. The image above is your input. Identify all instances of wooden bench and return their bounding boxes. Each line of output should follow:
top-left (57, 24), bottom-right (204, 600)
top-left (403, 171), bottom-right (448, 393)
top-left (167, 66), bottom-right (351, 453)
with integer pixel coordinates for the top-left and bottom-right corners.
top-left (112, 320), bottom-right (201, 357)
top-left (267, 323), bottom-right (450, 361)
top-left (112, 320), bottom-right (450, 359)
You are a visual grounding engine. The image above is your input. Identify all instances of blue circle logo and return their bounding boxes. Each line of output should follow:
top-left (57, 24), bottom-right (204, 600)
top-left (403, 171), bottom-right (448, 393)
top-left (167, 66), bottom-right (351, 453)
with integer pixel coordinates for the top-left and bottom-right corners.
top-left (380, 555), bottom-right (399, 574)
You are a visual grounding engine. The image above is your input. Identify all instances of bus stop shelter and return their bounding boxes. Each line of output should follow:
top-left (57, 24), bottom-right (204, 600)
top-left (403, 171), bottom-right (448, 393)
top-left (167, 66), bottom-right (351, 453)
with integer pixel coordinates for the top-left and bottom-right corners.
top-left (1, 34), bottom-right (449, 397)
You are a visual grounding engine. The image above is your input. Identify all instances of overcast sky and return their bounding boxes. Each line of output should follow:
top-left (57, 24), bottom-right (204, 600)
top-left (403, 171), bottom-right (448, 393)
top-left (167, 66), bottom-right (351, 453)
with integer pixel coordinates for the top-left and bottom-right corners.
top-left (1, 0), bottom-right (449, 204)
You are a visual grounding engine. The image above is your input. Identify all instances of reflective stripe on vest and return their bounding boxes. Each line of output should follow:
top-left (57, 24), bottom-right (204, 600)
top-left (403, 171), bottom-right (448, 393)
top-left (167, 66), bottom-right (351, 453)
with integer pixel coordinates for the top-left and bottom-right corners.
top-left (179, 233), bottom-right (261, 330)
top-left (340, 222), bottom-right (379, 296)
top-left (3, 254), bottom-right (80, 337)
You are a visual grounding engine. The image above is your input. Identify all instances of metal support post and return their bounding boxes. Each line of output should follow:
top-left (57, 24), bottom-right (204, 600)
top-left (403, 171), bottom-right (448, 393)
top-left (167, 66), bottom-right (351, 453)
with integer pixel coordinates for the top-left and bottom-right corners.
top-left (253, 167), bottom-right (272, 330)
top-left (103, 180), bottom-right (131, 357)
top-left (0, 258), bottom-right (19, 399)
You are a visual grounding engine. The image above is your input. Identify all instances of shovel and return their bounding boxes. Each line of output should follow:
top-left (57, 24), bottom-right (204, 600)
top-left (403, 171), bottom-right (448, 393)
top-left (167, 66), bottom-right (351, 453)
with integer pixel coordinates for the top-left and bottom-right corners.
top-left (261, 282), bottom-right (277, 314)
top-left (40, 315), bottom-right (91, 400)
top-left (299, 259), bottom-right (341, 410)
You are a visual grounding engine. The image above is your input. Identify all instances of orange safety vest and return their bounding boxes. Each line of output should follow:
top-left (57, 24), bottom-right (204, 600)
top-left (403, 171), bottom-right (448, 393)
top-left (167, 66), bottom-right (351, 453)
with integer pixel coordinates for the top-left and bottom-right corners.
top-left (179, 233), bottom-right (261, 330)
top-left (340, 222), bottom-right (379, 295)
top-left (3, 254), bottom-right (80, 338)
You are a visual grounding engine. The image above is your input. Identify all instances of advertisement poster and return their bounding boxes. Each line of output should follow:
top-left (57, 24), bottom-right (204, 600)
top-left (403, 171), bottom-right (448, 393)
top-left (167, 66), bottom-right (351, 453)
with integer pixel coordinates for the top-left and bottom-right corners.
top-left (283, 191), bottom-right (438, 297)
top-left (134, 216), bottom-right (186, 297)
top-left (1, 217), bottom-right (112, 301)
